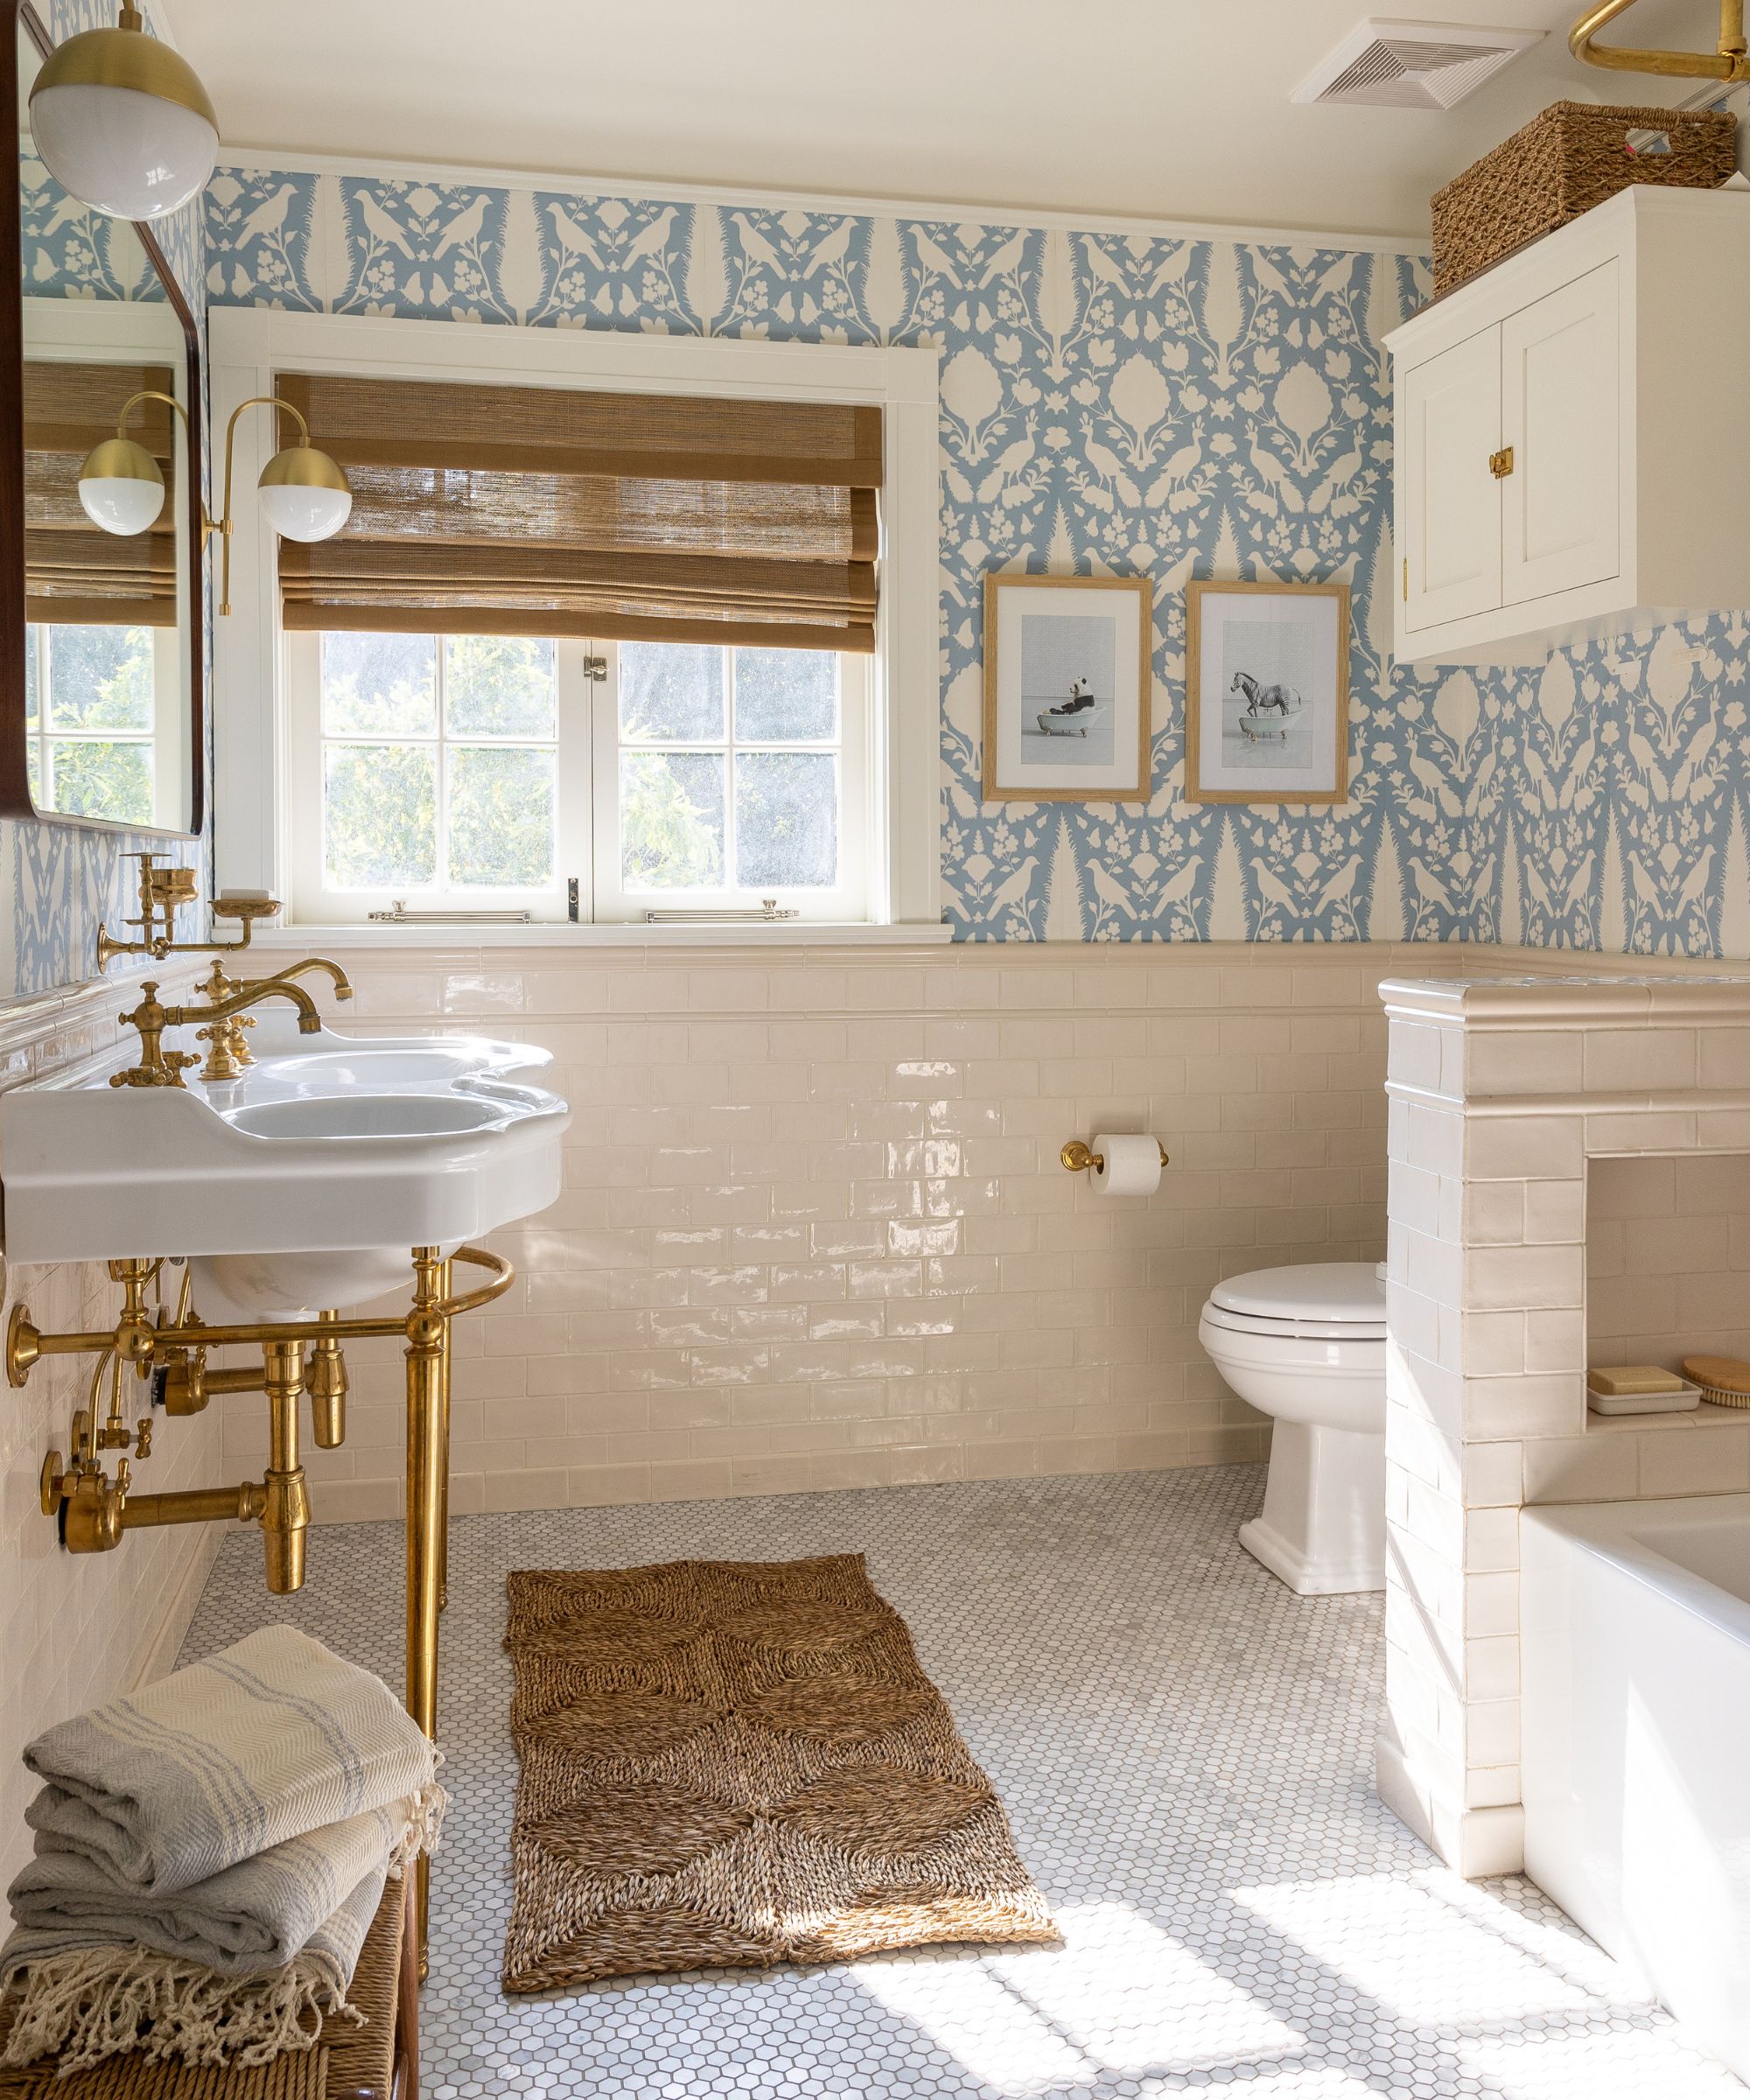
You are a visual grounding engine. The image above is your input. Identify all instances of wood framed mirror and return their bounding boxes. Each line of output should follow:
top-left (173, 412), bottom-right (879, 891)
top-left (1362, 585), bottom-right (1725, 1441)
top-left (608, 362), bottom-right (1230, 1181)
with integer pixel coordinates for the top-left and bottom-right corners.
top-left (0, 0), bottom-right (204, 836)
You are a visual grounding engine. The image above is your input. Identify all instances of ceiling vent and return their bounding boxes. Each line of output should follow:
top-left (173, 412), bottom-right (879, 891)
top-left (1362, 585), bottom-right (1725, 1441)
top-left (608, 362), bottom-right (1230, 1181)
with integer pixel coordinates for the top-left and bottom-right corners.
top-left (1292, 18), bottom-right (1544, 108)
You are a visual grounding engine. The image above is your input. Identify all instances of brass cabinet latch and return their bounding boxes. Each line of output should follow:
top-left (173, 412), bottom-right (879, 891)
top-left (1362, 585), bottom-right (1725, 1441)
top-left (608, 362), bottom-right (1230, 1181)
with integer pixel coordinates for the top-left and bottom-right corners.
top-left (1489, 446), bottom-right (1515, 480)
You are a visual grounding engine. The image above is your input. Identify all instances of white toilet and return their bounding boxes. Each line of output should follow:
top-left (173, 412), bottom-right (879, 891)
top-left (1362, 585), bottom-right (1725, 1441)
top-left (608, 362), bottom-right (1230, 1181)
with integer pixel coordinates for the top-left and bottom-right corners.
top-left (1197, 1262), bottom-right (1387, 1595)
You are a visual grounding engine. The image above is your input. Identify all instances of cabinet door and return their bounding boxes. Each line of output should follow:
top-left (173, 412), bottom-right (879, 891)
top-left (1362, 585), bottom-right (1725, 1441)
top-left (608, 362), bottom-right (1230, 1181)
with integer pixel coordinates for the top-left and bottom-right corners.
top-left (1399, 326), bottom-right (1502, 634)
top-left (1501, 262), bottom-right (1620, 606)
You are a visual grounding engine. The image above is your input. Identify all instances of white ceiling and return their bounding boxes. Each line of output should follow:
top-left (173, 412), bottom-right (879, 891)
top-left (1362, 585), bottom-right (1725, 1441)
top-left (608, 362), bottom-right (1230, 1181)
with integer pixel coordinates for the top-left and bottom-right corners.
top-left (161, 0), bottom-right (1712, 239)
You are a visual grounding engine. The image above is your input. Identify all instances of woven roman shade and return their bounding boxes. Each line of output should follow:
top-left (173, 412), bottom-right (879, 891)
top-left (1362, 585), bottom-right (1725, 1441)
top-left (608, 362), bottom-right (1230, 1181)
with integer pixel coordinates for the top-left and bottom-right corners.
top-left (275, 373), bottom-right (883, 653)
top-left (24, 360), bottom-right (177, 626)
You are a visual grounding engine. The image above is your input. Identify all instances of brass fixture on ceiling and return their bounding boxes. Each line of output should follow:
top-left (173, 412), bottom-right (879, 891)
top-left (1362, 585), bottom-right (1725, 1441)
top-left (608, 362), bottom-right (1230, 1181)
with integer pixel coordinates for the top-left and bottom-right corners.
top-left (29, 3), bottom-right (218, 220)
top-left (1571, 0), bottom-right (1750, 81)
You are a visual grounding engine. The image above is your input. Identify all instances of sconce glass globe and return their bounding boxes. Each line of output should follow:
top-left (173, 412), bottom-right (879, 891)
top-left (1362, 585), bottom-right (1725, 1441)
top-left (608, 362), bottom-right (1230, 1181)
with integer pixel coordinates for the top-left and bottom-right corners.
top-left (78, 435), bottom-right (165, 536)
top-left (29, 7), bottom-right (218, 221)
top-left (258, 445), bottom-right (353, 543)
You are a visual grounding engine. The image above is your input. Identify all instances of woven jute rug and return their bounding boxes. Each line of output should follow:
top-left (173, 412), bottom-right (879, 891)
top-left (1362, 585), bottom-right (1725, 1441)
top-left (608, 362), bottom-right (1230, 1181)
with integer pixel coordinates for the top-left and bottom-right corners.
top-left (500, 1552), bottom-right (1056, 1992)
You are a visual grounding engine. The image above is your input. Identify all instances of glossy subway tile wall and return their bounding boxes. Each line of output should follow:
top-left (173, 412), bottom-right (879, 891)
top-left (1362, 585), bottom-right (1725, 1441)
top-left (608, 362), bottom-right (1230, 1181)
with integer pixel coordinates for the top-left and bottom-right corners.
top-left (214, 942), bottom-right (1453, 1522)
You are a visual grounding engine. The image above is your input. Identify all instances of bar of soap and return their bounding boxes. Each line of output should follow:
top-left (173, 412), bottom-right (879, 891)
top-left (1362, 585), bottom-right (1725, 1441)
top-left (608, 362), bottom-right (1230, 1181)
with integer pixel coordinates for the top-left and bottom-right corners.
top-left (216, 889), bottom-right (271, 902)
top-left (1588, 1364), bottom-right (1685, 1397)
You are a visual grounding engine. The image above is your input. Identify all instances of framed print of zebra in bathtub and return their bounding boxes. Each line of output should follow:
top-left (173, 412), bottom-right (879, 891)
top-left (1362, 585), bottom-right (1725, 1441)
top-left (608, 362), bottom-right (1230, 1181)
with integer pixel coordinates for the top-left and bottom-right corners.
top-left (1185, 579), bottom-right (1350, 806)
top-left (982, 574), bottom-right (1152, 802)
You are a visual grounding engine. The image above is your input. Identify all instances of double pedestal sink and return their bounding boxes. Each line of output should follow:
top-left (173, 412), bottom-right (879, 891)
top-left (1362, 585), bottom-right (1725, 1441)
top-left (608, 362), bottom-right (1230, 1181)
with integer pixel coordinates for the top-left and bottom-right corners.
top-left (1, 1012), bottom-right (571, 1315)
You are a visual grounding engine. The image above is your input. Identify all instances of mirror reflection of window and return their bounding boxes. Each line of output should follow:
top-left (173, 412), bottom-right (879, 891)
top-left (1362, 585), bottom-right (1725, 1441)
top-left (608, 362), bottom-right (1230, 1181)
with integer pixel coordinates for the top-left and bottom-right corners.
top-left (14, 14), bottom-right (194, 832)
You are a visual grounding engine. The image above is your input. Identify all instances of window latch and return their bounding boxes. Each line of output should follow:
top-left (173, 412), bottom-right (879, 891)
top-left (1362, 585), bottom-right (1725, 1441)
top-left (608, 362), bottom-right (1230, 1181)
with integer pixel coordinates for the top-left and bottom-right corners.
top-left (583, 654), bottom-right (607, 682)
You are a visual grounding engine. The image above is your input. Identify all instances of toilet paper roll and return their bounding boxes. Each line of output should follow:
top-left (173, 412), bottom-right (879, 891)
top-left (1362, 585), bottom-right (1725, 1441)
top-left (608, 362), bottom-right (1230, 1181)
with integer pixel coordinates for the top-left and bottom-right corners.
top-left (1089, 1132), bottom-right (1162, 1198)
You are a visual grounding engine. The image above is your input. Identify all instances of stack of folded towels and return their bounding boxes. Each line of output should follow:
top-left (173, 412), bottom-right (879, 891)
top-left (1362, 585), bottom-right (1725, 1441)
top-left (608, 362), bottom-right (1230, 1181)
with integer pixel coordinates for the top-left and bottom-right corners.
top-left (0, 1626), bottom-right (445, 2075)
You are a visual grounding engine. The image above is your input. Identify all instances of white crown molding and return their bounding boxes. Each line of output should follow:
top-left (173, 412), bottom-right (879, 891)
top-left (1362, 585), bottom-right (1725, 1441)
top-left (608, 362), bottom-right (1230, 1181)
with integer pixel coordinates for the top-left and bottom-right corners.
top-left (211, 146), bottom-right (1434, 257)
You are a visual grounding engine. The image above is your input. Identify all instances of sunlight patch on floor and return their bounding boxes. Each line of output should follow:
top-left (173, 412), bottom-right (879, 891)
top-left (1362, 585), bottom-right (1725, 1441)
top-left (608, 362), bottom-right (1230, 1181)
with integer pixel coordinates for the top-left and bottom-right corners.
top-left (989, 1900), bottom-right (1306, 2076)
top-left (1233, 1873), bottom-right (1596, 2026)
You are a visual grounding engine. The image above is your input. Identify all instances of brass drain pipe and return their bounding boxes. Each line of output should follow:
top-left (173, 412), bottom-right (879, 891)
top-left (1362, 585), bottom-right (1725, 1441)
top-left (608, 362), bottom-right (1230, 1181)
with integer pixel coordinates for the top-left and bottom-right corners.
top-left (1571, 0), bottom-right (1750, 80)
top-left (261, 1340), bottom-right (311, 1594)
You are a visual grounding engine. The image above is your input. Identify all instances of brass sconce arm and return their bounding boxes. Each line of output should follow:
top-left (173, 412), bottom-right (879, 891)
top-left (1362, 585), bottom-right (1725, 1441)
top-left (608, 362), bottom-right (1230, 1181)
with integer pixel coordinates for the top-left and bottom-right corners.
top-left (215, 395), bottom-right (350, 617)
top-left (1571, 0), bottom-right (1750, 80)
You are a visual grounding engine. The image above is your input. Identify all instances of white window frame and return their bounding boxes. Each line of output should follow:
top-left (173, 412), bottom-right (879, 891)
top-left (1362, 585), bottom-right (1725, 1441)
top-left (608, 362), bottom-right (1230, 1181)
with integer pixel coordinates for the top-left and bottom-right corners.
top-left (210, 306), bottom-right (942, 935)
top-left (285, 633), bottom-right (868, 924)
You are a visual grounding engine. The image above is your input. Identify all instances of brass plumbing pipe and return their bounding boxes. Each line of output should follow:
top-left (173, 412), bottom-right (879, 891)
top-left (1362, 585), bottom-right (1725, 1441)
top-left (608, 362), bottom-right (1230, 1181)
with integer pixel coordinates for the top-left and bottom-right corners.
top-left (261, 1340), bottom-right (310, 1595)
top-left (1570, 0), bottom-right (1750, 79)
top-left (123, 1480), bottom-right (267, 1529)
top-left (309, 1312), bottom-right (347, 1448)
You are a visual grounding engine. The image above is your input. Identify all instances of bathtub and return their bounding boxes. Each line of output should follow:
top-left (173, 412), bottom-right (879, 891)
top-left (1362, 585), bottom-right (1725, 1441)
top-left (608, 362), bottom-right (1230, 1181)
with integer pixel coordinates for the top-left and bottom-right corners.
top-left (1522, 1493), bottom-right (1750, 2083)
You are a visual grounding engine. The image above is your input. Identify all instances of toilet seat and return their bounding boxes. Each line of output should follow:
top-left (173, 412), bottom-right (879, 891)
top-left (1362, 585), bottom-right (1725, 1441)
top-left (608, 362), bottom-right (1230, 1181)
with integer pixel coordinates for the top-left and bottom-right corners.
top-left (1199, 1303), bottom-right (1386, 1343)
top-left (1209, 1260), bottom-right (1385, 1325)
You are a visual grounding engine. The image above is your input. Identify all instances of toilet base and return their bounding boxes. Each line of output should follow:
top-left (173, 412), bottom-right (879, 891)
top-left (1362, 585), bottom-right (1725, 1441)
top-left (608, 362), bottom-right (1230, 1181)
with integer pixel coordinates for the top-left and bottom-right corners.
top-left (1239, 1420), bottom-right (1385, 1594)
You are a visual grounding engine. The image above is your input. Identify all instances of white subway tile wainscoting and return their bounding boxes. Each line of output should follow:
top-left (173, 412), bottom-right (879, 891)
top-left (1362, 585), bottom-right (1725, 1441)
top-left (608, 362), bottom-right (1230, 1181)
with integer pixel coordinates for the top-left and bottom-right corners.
top-left (1381, 968), bottom-right (1750, 1885)
top-left (220, 939), bottom-right (1438, 1524)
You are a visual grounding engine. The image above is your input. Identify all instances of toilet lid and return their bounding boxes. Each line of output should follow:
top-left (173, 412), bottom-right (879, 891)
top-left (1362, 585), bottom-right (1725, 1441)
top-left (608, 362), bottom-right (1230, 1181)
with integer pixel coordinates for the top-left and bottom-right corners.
top-left (1208, 1262), bottom-right (1386, 1334)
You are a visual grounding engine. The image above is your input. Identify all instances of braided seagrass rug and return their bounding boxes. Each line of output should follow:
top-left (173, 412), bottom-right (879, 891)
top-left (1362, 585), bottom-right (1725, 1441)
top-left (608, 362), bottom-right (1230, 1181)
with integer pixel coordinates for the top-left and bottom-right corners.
top-left (500, 1552), bottom-right (1056, 1992)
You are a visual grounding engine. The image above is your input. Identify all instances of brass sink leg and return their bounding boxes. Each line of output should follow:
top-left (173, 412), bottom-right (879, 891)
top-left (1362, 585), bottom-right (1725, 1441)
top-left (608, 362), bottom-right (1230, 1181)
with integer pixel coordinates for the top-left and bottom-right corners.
top-left (435, 1260), bottom-right (452, 1614)
top-left (262, 1339), bottom-right (311, 1595)
top-left (404, 1248), bottom-right (446, 1979)
top-left (309, 1312), bottom-right (347, 1449)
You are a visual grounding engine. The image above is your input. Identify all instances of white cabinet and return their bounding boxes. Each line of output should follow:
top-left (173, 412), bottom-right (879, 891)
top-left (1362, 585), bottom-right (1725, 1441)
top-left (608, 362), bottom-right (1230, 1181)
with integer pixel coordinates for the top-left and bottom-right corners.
top-left (1390, 188), bottom-right (1750, 668)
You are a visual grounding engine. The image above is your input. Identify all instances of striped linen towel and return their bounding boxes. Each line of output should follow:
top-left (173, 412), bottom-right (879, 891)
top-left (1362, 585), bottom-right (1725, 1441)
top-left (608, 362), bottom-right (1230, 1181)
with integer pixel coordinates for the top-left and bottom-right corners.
top-left (23, 1626), bottom-right (443, 1895)
top-left (0, 1854), bottom-right (390, 2074)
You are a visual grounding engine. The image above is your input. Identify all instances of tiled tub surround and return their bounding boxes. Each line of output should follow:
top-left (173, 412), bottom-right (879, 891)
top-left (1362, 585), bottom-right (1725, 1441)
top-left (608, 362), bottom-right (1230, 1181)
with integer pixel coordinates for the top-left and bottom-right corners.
top-left (0, 961), bottom-right (218, 1889)
top-left (1378, 970), bottom-right (1750, 1886)
top-left (213, 938), bottom-right (1437, 1523)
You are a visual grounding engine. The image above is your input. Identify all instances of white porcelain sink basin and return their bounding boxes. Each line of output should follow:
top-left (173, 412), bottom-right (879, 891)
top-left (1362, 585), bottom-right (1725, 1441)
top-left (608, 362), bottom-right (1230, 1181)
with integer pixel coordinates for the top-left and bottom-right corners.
top-left (225, 1094), bottom-right (512, 1140)
top-left (0, 1019), bottom-right (570, 1317)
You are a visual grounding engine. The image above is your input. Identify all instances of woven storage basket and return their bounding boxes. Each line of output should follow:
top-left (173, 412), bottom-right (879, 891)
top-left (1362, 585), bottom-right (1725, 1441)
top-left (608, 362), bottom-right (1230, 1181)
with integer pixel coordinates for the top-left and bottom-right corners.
top-left (1432, 100), bottom-right (1736, 297)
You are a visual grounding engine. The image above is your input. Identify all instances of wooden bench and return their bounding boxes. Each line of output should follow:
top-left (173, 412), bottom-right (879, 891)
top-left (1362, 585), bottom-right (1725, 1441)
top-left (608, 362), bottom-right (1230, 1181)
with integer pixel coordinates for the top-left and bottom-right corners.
top-left (0, 1880), bottom-right (416, 2100)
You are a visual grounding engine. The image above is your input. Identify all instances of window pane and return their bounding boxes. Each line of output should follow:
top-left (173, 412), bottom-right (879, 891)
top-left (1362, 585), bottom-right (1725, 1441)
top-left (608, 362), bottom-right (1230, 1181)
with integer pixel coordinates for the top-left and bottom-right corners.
top-left (46, 739), bottom-right (151, 823)
top-left (734, 648), bottom-right (836, 742)
top-left (620, 750), bottom-right (724, 888)
top-left (444, 636), bottom-right (556, 738)
top-left (448, 746), bottom-right (556, 886)
top-left (46, 625), bottom-right (154, 732)
top-left (735, 752), bottom-right (837, 888)
top-left (620, 641), bottom-right (724, 741)
top-left (322, 633), bottom-right (437, 736)
top-left (324, 744), bottom-right (436, 887)
top-left (24, 627), bottom-right (38, 732)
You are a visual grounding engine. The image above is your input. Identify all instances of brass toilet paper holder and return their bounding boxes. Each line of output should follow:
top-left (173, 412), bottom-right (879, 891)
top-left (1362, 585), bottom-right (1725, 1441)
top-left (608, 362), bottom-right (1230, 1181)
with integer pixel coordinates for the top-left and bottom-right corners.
top-left (1060, 1138), bottom-right (1171, 1174)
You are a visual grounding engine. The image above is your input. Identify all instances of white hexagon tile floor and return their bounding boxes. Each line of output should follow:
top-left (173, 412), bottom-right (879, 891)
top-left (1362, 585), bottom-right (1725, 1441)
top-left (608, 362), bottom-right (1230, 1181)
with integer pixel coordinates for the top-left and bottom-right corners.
top-left (178, 1465), bottom-right (1741, 2100)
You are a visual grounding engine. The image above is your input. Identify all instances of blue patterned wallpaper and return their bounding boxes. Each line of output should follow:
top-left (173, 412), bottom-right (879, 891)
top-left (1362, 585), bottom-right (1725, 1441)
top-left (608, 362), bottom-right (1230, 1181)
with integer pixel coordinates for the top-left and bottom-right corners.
top-left (200, 164), bottom-right (1750, 956)
top-left (1, 0), bottom-right (206, 998)
top-left (206, 173), bottom-right (1445, 945)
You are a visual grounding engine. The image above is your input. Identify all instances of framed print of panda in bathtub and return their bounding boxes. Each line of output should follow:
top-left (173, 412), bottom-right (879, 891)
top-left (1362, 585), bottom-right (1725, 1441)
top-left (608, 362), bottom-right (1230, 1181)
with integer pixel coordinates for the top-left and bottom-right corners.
top-left (982, 573), bottom-right (1153, 802)
top-left (1185, 579), bottom-right (1350, 806)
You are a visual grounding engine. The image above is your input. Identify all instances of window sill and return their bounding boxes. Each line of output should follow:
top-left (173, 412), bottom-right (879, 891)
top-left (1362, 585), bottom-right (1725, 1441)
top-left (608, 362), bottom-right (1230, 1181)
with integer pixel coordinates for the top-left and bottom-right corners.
top-left (248, 921), bottom-right (956, 950)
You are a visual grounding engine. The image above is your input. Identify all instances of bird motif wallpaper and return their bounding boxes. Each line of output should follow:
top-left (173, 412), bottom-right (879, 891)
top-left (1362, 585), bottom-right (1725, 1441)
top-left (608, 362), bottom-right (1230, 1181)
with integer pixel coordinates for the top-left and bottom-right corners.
top-left (201, 165), bottom-right (1750, 957)
top-left (9, 127), bottom-right (1750, 991)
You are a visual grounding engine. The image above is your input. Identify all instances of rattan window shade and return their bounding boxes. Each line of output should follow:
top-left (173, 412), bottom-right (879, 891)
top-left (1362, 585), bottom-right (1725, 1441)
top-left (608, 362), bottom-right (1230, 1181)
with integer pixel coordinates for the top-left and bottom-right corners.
top-left (275, 373), bottom-right (883, 654)
top-left (24, 360), bottom-right (178, 627)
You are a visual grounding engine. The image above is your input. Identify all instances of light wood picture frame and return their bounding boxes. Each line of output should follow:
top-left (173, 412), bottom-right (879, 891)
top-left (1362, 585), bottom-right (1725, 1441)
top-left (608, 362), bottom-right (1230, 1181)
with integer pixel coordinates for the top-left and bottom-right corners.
top-left (982, 573), bottom-right (1152, 802)
top-left (1185, 579), bottom-right (1350, 806)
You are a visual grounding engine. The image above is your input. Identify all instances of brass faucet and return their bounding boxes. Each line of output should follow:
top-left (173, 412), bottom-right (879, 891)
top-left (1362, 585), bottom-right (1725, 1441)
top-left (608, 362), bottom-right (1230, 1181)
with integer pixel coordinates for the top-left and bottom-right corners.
top-left (112, 978), bottom-right (323, 1089)
top-left (190, 955), bottom-right (352, 1079)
